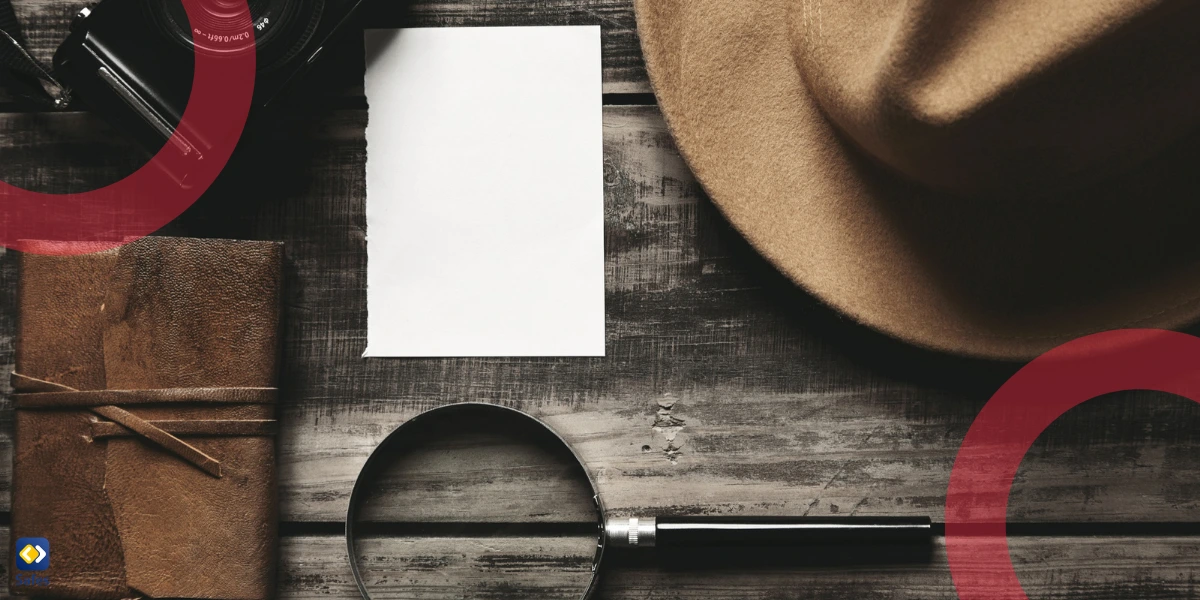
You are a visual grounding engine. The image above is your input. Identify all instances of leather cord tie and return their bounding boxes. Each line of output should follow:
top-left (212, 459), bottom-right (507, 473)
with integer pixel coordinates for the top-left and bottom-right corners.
top-left (11, 372), bottom-right (278, 478)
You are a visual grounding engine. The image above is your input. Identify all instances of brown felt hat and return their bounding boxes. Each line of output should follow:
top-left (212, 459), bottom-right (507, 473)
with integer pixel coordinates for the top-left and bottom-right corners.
top-left (634, 0), bottom-right (1200, 360)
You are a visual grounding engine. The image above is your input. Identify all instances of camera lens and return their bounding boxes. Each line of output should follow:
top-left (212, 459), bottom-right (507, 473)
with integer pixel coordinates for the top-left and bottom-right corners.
top-left (147, 0), bottom-right (325, 72)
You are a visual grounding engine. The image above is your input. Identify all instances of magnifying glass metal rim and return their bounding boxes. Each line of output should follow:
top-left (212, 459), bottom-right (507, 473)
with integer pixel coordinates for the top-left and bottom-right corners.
top-left (346, 403), bottom-right (933, 599)
top-left (346, 402), bottom-right (607, 600)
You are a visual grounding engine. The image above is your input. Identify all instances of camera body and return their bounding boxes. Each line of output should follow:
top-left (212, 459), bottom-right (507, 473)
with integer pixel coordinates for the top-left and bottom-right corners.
top-left (54, 0), bottom-right (367, 160)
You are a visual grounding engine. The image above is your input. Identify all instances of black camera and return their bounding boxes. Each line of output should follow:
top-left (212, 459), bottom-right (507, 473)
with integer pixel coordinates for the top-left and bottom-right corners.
top-left (53, 0), bottom-right (368, 166)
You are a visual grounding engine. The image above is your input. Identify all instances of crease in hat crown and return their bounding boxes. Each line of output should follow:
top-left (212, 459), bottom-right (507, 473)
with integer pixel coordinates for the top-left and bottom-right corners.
top-left (789, 0), bottom-right (1200, 197)
top-left (634, 0), bottom-right (1200, 359)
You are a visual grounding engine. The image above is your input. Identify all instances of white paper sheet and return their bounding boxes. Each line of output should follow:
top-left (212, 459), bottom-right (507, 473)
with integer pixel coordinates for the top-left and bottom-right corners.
top-left (363, 26), bottom-right (605, 357)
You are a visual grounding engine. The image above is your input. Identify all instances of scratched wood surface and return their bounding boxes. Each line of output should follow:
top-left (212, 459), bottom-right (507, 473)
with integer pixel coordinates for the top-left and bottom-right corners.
top-left (2, 106), bottom-right (1199, 526)
top-left (293, 534), bottom-right (1200, 599)
top-left (0, 528), bottom-right (1194, 599)
top-left (1, 0), bottom-right (1200, 598)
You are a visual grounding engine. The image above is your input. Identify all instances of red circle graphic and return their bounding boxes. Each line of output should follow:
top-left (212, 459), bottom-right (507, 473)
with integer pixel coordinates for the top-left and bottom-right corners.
top-left (945, 328), bottom-right (1200, 599)
top-left (0, 0), bottom-right (256, 255)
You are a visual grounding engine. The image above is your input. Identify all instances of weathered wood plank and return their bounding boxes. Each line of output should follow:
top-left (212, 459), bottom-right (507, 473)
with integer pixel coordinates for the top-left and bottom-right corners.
top-left (285, 533), bottom-right (1200, 599)
top-left (3, 527), bottom-right (1198, 599)
top-left (351, 407), bottom-right (600, 524)
top-left (0, 248), bottom-right (11, 504)
top-left (253, 105), bottom-right (1200, 524)
top-left (346, 534), bottom-right (600, 599)
top-left (3, 0), bottom-right (647, 105)
top-left (1, 107), bottom-right (1200, 525)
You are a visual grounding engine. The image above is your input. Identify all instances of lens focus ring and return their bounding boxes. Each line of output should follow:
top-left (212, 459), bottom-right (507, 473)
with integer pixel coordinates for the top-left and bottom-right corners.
top-left (147, 0), bottom-right (324, 72)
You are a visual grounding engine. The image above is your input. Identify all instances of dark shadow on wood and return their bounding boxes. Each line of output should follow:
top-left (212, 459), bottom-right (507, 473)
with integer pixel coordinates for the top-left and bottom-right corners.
top-left (604, 541), bottom-right (936, 570)
top-left (702, 210), bottom-right (1019, 394)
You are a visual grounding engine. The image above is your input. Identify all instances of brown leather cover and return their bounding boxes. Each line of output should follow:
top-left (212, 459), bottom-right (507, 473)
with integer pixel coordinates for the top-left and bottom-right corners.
top-left (10, 237), bottom-right (283, 600)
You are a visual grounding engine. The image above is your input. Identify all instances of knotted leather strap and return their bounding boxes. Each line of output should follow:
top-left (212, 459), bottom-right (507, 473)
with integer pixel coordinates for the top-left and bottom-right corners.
top-left (15, 387), bottom-right (277, 408)
top-left (12, 372), bottom-right (277, 478)
top-left (90, 419), bottom-right (277, 439)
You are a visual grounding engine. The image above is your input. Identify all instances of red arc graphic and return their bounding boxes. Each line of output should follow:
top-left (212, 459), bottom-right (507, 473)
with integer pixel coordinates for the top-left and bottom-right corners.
top-left (946, 328), bottom-right (1200, 599)
top-left (0, 0), bottom-right (256, 255)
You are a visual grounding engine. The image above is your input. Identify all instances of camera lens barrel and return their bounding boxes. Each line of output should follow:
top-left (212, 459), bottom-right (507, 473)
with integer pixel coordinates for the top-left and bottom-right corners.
top-left (147, 0), bottom-right (325, 72)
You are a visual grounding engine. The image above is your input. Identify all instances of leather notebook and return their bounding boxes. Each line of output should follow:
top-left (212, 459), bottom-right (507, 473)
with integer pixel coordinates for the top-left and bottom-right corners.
top-left (10, 237), bottom-right (282, 600)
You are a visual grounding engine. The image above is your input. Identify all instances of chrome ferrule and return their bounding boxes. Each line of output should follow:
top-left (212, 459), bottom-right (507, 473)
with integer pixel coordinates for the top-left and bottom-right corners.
top-left (604, 516), bottom-right (657, 548)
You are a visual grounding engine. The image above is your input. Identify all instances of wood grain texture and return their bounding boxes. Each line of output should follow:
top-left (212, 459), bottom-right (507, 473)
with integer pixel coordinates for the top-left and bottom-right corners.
top-left (2, 527), bottom-right (1198, 599)
top-left (1, 2), bottom-right (1197, 599)
top-left (0, 248), bottom-right (11, 504)
top-left (0, 0), bottom-right (647, 105)
top-left (348, 534), bottom-right (600, 599)
top-left (261, 105), bottom-right (1200, 524)
top-left (351, 406), bottom-right (600, 524)
top-left (288, 533), bottom-right (1200, 599)
top-left (1, 107), bottom-right (1200, 526)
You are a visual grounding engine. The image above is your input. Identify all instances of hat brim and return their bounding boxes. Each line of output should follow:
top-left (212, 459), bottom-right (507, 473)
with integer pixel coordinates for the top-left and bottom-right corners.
top-left (635, 0), bottom-right (1200, 361)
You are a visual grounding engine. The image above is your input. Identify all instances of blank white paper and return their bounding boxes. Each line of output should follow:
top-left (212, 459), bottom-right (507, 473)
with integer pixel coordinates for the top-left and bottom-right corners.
top-left (363, 26), bottom-right (605, 357)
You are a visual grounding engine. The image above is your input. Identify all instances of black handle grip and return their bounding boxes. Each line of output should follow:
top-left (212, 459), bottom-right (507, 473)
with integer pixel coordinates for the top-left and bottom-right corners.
top-left (654, 516), bottom-right (932, 547)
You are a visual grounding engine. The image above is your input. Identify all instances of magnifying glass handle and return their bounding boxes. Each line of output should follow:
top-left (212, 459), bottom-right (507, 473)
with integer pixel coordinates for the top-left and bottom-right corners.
top-left (605, 516), bottom-right (932, 549)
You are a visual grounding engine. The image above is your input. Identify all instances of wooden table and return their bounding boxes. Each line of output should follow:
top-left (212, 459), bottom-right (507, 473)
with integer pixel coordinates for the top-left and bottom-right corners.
top-left (2, 1), bottom-right (1200, 598)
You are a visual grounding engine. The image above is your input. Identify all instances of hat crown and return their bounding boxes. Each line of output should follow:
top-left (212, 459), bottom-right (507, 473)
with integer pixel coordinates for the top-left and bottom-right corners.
top-left (791, 0), bottom-right (1200, 197)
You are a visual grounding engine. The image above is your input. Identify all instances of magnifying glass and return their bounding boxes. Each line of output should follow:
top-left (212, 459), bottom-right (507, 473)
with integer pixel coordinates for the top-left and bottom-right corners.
top-left (346, 403), bottom-right (931, 599)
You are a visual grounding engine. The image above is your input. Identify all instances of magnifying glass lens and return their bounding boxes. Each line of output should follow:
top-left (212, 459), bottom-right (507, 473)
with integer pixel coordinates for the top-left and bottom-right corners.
top-left (348, 406), bottom-right (601, 599)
